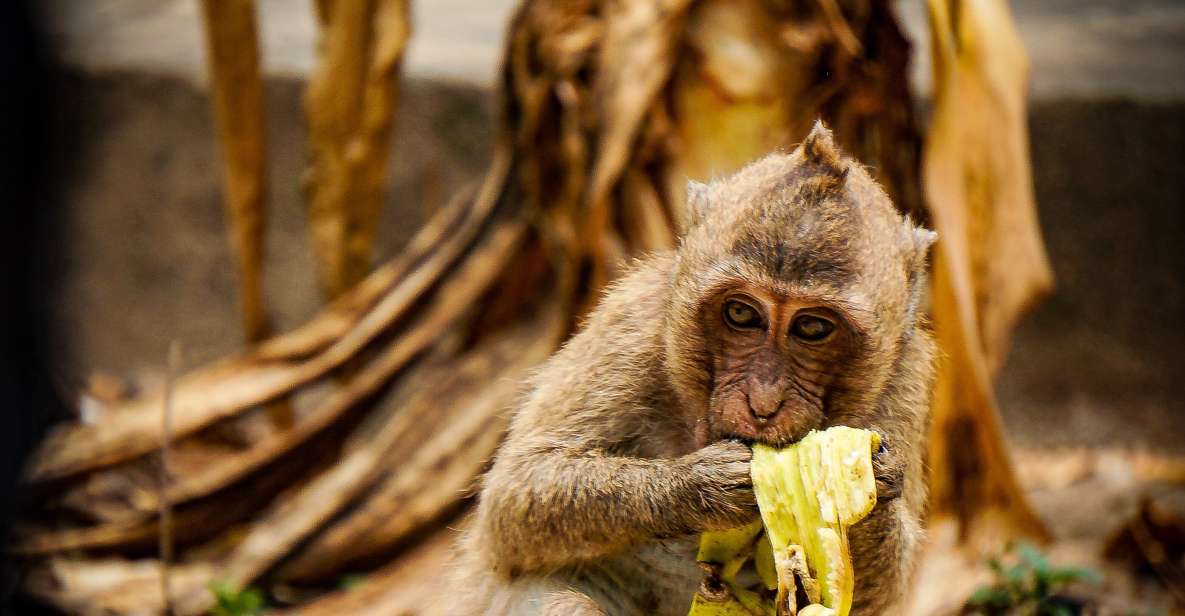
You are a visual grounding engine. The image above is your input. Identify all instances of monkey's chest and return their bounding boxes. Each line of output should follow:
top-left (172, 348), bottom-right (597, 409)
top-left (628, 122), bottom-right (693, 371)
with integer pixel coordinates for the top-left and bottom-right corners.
top-left (575, 537), bottom-right (703, 616)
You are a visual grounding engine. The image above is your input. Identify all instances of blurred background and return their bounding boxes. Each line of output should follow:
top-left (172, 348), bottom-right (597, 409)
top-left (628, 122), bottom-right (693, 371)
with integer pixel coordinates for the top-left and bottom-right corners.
top-left (3, 0), bottom-right (1184, 614)
top-left (37, 0), bottom-right (1185, 449)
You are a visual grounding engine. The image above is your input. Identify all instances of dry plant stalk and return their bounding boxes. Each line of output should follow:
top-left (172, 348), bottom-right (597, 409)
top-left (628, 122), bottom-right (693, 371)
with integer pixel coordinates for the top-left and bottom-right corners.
top-left (199, 0), bottom-right (297, 430)
top-left (198, 0), bottom-right (271, 343)
top-left (304, 0), bottom-right (410, 298)
top-left (18, 0), bottom-right (1049, 613)
top-left (922, 0), bottom-right (1054, 544)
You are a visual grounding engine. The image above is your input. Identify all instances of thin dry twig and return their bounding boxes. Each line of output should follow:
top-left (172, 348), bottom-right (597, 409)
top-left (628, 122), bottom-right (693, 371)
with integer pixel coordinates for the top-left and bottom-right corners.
top-left (159, 341), bottom-right (180, 616)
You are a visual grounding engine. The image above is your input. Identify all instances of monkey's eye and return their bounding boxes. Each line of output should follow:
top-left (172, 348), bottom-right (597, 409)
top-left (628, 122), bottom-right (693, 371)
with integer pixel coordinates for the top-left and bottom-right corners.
top-left (723, 300), bottom-right (763, 330)
top-left (790, 314), bottom-right (835, 342)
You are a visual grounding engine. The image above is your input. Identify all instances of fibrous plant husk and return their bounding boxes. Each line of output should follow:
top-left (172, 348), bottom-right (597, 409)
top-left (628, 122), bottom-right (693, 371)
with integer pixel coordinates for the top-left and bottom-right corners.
top-left (198, 0), bottom-right (299, 431)
top-left (198, 0), bottom-right (271, 344)
top-left (19, 0), bottom-right (1049, 613)
top-left (922, 0), bottom-right (1055, 545)
top-left (305, 0), bottom-right (411, 299)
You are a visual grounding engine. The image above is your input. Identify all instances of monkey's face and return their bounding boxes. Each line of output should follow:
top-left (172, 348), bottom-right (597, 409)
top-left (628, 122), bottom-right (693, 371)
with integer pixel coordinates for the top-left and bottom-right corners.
top-left (696, 283), bottom-right (866, 447)
top-left (666, 121), bottom-right (935, 451)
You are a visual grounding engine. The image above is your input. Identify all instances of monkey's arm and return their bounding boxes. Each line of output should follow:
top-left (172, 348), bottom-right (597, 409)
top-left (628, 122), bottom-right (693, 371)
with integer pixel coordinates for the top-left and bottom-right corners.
top-left (473, 256), bottom-right (756, 574)
top-left (847, 332), bottom-right (936, 613)
top-left (478, 440), bottom-right (754, 573)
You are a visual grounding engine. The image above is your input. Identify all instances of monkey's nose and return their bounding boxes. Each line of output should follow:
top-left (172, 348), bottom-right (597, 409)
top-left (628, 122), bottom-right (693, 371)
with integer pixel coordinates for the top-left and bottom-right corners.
top-left (747, 384), bottom-right (784, 420)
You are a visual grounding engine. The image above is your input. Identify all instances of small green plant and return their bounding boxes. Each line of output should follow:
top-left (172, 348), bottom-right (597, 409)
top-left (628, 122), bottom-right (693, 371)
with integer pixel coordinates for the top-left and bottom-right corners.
top-left (964, 542), bottom-right (1101, 615)
top-left (210, 580), bottom-right (267, 616)
top-left (337, 573), bottom-right (368, 590)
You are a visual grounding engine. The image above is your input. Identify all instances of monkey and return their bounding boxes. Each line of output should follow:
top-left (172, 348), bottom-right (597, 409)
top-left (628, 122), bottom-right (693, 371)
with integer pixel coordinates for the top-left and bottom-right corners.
top-left (449, 121), bottom-right (938, 616)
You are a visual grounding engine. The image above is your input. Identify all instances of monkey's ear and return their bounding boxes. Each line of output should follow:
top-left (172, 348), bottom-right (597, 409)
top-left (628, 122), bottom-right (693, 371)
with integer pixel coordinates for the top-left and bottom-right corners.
top-left (901, 219), bottom-right (938, 267)
top-left (800, 119), bottom-right (847, 176)
top-left (902, 222), bottom-right (938, 325)
top-left (684, 180), bottom-right (710, 229)
top-left (911, 226), bottom-right (938, 256)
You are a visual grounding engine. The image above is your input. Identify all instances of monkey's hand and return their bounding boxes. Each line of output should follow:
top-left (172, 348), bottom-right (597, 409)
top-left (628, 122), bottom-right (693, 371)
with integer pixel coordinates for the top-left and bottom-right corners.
top-left (478, 442), bottom-right (758, 572)
top-left (849, 439), bottom-right (922, 614)
top-left (680, 440), bottom-right (760, 532)
top-left (871, 440), bottom-right (905, 501)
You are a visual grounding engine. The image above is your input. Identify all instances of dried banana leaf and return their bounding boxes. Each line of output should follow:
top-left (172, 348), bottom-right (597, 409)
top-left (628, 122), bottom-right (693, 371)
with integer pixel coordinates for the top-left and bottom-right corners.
top-left (168, 222), bottom-right (526, 615)
top-left (27, 182), bottom-right (492, 483)
top-left (665, 0), bottom-right (922, 221)
top-left (923, 0), bottom-right (1054, 542)
top-left (274, 527), bottom-right (456, 616)
top-left (26, 238), bottom-right (533, 614)
top-left (276, 304), bottom-right (562, 580)
top-left (23, 557), bottom-right (215, 616)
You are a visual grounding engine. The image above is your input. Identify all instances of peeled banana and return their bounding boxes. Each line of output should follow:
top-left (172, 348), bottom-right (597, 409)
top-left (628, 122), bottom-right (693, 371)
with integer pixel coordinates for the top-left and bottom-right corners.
top-left (687, 427), bottom-right (881, 616)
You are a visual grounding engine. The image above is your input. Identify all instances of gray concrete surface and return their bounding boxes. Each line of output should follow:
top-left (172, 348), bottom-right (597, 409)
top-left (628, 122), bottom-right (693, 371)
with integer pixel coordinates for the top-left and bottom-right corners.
top-left (998, 100), bottom-right (1185, 450)
top-left (39, 0), bottom-right (520, 87)
top-left (895, 0), bottom-right (1185, 100)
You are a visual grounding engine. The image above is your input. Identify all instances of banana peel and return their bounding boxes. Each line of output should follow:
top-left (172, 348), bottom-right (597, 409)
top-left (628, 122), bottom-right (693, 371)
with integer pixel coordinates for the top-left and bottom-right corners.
top-left (688, 427), bottom-right (881, 616)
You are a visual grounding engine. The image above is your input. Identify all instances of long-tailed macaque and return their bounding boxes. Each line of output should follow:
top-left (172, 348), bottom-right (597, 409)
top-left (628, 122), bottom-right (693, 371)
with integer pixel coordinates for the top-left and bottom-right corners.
top-left (451, 121), bottom-right (937, 615)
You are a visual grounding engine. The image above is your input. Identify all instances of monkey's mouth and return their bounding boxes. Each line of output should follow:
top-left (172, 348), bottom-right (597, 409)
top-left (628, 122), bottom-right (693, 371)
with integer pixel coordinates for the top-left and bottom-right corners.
top-left (705, 398), bottom-right (824, 448)
top-left (714, 424), bottom-right (808, 449)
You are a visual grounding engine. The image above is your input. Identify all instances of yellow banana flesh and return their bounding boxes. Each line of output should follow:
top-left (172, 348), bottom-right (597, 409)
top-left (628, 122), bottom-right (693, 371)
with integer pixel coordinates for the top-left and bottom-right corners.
top-left (687, 427), bottom-right (880, 616)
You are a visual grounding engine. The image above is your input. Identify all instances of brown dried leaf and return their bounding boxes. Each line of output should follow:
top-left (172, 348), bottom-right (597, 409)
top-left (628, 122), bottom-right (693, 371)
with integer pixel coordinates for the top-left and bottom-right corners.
top-left (254, 186), bottom-right (473, 362)
top-left (587, 0), bottom-right (692, 209)
top-left (666, 0), bottom-right (922, 222)
top-left (669, 0), bottom-right (814, 189)
top-left (1104, 498), bottom-right (1185, 602)
top-left (23, 217), bottom-right (528, 615)
top-left (23, 557), bottom-right (214, 616)
top-left (167, 222), bottom-right (526, 615)
top-left (924, 0), bottom-right (1053, 373)
top-left (14, 444), bottom-right (308, 554)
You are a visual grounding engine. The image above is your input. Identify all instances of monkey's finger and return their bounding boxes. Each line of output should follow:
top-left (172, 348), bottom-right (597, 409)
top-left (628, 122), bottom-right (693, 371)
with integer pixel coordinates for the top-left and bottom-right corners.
top-left (731, 486), bottom-right (758, 507)
top-left (869, 439), bottom-right (905, 500)
top-left (720, 460), bottom-right (755, 484)
top-left (705, 439), bottom-right (755, 463)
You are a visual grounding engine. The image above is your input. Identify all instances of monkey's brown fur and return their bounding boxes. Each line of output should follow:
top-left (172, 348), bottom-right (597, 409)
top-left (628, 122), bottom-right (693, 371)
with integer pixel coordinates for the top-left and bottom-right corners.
top-left (451, 122), bottom-right (937, 615)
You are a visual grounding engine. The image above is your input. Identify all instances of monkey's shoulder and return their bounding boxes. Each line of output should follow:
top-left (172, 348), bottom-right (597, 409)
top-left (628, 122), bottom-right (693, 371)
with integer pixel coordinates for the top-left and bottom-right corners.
top-left (519, 252), bottom-right (676, 420)
top-left (579, 251), bottom-right (677, 336)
